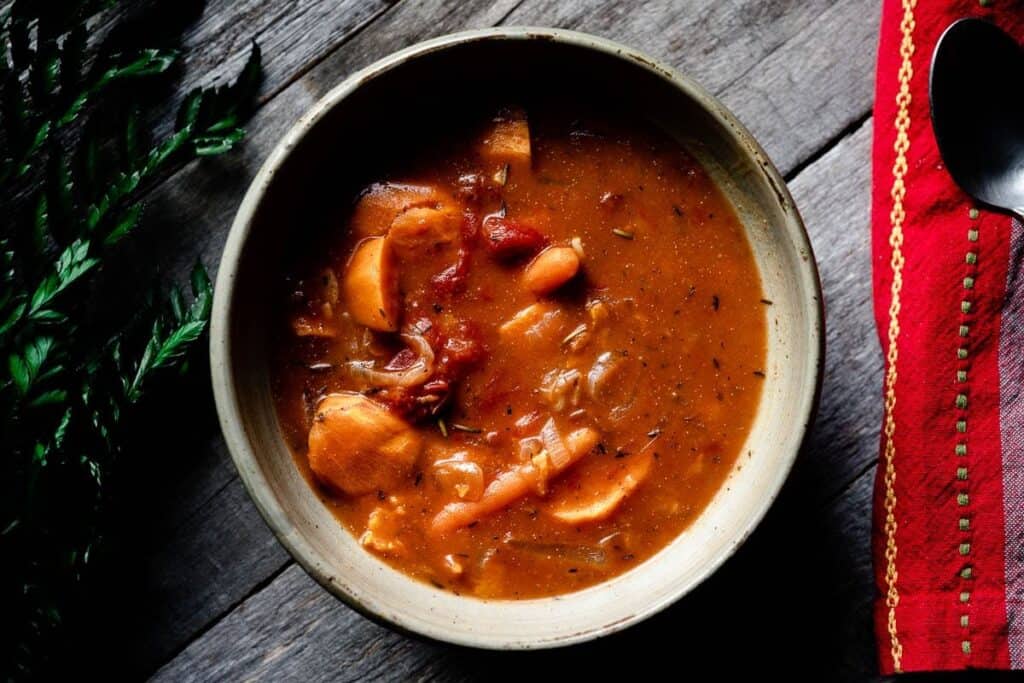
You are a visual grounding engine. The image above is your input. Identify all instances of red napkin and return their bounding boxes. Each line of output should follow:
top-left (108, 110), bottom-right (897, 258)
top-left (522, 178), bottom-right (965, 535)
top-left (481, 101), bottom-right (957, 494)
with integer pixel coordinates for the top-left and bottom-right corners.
top-left (872, 0), bottom-right (1024, 674)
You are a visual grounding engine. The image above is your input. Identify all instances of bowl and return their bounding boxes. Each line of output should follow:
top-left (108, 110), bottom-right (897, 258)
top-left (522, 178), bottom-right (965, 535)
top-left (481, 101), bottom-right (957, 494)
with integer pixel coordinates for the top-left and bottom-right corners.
top-left (210, 27), bottom-right (824, 649)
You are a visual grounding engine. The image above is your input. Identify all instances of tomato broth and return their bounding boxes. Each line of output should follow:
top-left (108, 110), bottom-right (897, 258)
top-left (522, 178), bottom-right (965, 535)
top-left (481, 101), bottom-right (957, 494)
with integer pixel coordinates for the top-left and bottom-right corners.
top-left (271, 106), bottom-right (767, 598)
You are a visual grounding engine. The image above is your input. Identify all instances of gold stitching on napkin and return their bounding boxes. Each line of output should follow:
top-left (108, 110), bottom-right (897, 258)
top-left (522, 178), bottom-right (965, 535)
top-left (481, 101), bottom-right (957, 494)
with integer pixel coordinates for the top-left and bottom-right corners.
top-left (882, 0), bottom-right (918, 671)
top-left (955, 208), bottom-right (981, 659)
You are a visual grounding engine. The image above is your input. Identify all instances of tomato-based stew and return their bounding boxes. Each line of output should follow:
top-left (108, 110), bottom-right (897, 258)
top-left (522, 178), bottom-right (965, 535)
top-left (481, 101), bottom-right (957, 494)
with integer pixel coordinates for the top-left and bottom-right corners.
top-left (271, 106), bottom-right (767, 598)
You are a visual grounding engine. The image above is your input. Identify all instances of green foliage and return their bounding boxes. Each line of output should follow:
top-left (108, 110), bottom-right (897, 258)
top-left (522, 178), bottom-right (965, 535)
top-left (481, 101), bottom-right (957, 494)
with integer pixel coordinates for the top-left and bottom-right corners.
top-left (125, 265), bottom-right (213, 403)
top-left (0, 2), bottom-right (262, 678)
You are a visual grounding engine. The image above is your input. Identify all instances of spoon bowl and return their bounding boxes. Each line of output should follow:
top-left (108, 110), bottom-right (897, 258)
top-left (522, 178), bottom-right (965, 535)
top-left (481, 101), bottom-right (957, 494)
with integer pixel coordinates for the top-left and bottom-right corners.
top-left (930, 18), bottom-right (1024, 219)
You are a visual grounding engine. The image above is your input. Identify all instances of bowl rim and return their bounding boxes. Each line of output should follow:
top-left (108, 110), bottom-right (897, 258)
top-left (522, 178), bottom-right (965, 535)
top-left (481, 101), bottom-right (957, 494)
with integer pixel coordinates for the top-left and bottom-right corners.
top-left (210, 25), bottom-right (825, 650)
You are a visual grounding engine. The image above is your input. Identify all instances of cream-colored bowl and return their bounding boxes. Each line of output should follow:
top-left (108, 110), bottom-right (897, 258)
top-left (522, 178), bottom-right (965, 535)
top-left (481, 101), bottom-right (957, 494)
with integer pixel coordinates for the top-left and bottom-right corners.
top-left (210, 27), bottom-right (823, 649)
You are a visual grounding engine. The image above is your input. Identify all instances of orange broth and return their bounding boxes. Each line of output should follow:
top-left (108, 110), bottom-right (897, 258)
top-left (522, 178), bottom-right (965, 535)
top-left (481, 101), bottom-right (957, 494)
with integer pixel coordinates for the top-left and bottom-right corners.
top-left (271, 107), bottom-right (766, 598)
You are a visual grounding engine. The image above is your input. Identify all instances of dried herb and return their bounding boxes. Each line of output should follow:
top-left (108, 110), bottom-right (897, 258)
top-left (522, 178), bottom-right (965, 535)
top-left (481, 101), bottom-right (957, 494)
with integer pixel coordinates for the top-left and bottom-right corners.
top-left (450, 423), bottom-right (482, 434)
top-left (0, 2), bottom-right (261, 677)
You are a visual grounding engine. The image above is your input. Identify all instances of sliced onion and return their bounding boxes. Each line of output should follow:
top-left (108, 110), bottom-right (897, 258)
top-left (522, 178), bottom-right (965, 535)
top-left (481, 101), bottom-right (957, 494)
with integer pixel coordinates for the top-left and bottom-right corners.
top-left (403, 331), bottom-right (434, 361)
top-left (587, 351), bottom-right (638, 423)
top-left (540, 418), bottom-right (571, 469)
top-left (587, 351), bottom-right (617, 399)
top-left (347, 333), bottom-right (434, 387)
top-left (539, 368), bottom-right (581, 412)
top-left (516, 436), bottom-right (544, 463)
top-left (507, 540), bottom-right (606, 565)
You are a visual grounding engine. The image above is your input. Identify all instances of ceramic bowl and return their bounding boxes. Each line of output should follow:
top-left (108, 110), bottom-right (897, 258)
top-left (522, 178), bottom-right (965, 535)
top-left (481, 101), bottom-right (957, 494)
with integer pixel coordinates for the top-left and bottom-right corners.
top-left (210, 27), bottom-right (824, 649)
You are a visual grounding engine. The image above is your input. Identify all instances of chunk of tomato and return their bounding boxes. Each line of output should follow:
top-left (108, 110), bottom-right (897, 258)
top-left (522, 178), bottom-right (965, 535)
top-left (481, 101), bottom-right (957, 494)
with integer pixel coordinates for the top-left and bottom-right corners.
top-left (482, 216), bottom-right (547, 260)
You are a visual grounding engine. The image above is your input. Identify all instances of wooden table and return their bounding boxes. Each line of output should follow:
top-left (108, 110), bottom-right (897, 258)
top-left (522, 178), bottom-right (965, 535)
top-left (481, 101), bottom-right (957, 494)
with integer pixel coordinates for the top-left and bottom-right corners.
top-left (87, 1), bottom-right (990, 680)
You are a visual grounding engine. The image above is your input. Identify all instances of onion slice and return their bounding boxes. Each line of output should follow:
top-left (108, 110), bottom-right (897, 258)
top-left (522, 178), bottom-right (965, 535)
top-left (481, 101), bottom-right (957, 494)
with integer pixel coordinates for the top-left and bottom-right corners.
top-left (586, 351), bottom-right (616, 399)
top-left (539, 418), bottom-right (571, 470)
top-left (347, 332), bottom-right (435, 387)
top-left (516, 436), bottom-right (545, 463)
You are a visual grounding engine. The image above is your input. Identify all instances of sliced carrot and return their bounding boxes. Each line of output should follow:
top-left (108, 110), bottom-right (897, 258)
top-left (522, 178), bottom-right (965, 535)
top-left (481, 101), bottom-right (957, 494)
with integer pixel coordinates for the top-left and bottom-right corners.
top-left (342, 236), bottom-right (400, 331)
top-left (386, 204), bottom-right (462, 260)
top-left (307, 393), bottom-right (422, 496)
top-left (350, 182), bottom-right (450, 238)
top-left (430, 426), bottom-right (599, 535)
top-left (430, 463), bottom-right (541, 534)
top-left (545, 454), bottom-right (652, 525)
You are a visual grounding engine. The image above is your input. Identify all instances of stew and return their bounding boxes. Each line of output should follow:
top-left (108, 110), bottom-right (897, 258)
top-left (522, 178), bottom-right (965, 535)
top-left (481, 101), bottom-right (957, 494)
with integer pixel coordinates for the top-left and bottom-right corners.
top-left (271, 106), bottom-right (767, 598)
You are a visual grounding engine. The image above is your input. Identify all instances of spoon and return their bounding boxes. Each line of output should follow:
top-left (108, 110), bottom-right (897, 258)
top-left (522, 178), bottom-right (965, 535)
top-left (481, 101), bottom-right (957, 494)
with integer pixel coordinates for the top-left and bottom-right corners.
top-left (930, 18), bottom-right (1024, 221)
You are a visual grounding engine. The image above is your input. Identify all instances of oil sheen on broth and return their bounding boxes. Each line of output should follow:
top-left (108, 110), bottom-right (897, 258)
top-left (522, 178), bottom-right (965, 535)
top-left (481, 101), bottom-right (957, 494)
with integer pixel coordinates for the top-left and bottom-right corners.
top-left (271, 106), bottom-right (767, 599)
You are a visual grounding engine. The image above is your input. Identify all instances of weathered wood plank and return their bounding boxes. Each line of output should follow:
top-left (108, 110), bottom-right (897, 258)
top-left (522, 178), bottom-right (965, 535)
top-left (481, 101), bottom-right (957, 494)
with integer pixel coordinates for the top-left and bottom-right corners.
top-left (134, 454), bottom-right (292, 668)
top-left (504, 0), bottom-right (879, 175)
top-left (170, 0), bottom-right (396, 99)
top-left (152, 109), bottom-right (883, 683)
top-left (124, 0), bottom-right (884, 675)
top-left (717, 0), bottom-right (877, 176)
top-left (506, 0), bottom-right (833, 95)
top-left (93, 0), bottom-right (394, 108)
top-left (150, 473), bottom-right (880, 682)
top-left (786, 121), bottom-right (884, 504)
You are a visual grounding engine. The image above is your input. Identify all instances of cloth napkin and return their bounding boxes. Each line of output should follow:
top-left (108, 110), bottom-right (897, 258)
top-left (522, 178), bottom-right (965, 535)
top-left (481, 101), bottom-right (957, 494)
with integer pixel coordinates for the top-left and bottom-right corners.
top-left (872, 0), bottom-right (1024, 673)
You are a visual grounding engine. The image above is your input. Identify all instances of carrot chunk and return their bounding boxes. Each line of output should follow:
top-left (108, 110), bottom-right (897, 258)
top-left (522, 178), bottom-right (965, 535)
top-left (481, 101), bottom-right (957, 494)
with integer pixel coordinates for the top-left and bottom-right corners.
top-left (350, 182), bottom-right (450, 238)
top-left (387, 204), bottom-right (462, 260)
top-left (342, 237), bottom-right (400, 331)
top-left (307, 393), bottom-right (422, 496)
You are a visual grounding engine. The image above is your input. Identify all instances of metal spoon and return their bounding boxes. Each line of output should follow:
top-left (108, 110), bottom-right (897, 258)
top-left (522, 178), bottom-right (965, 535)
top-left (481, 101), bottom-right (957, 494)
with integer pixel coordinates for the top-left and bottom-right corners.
top-left (930, 18), bottom-right (1024, 221)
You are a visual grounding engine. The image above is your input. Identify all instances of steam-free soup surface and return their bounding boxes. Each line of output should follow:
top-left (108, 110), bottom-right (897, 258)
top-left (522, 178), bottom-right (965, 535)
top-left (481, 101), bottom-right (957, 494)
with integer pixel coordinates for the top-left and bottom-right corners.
top-left (272, 107), bottom-right (766, 598)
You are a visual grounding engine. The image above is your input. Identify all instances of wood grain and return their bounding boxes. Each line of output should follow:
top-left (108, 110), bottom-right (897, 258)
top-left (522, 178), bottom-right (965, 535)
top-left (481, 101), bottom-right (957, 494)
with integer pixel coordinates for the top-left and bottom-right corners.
top-left (505, 0), bottom-right (880, 175)
top-left (170, 0), bottom-right (395, 99)
top-left (89, 0), bottom-right (892, 677)
top-left (95, 0), bottom-right (395, 120)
